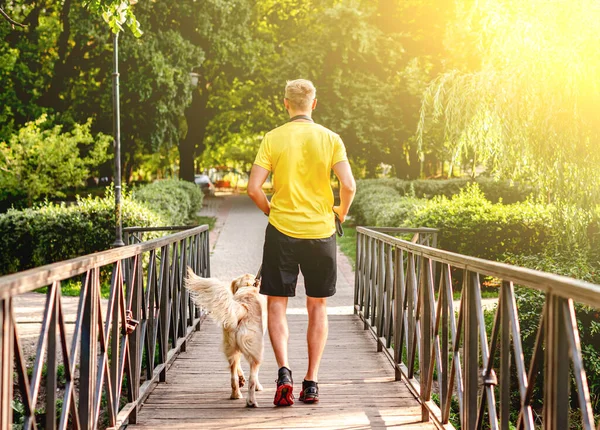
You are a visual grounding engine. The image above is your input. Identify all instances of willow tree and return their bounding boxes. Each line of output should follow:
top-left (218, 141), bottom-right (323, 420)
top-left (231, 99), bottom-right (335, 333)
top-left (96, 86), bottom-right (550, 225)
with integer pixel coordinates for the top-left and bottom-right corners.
top-left (418, 0), bottom-right (600, 208)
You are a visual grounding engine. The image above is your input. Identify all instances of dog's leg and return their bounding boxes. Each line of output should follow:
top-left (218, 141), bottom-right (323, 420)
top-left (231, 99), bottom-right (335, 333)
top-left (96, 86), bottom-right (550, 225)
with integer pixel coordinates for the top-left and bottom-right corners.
top-left (255, 367), bottom-right (263, 391)
top-left (229, 354), bottom-right (243, 399)
top-left (237, 364), bottom-right (246, 388)
top-left (246, 360), bottom-right (260, 408)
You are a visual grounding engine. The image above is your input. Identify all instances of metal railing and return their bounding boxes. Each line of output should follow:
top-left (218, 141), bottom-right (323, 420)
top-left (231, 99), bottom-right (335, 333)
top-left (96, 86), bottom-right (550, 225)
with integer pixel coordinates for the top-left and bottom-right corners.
top-left (1, 225), bottom-right (210, 429)
top-left (355, 226), bottom-right (600, 430)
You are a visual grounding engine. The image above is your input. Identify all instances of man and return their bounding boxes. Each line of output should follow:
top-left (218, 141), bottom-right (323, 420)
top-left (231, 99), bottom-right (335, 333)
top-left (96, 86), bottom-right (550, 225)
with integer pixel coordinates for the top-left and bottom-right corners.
top-left (247, 79), bottom-right (356, 406)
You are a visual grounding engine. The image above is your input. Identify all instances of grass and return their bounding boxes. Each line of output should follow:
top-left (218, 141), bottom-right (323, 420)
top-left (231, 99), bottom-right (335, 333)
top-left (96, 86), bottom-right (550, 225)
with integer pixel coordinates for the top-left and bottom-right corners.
top-left (194, 215), bottom-right (217, 230)
top-left (36, 277), bottom-right (111, 298)
top-left (337, 224), bottom-right (357, 269)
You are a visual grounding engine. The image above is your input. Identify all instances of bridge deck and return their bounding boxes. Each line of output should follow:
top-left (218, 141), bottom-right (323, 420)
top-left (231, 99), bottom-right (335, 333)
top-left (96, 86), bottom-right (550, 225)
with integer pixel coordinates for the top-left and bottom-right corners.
top-left (129, 314), bottom-right (433, 429)
top-left (128, 194), bottom-right (434, 429)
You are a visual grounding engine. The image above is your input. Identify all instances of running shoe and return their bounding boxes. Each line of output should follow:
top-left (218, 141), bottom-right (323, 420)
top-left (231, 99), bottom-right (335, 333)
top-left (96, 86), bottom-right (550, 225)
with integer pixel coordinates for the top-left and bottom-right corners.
top-left (299, 380), bottom-right (319, 404)
top-left (273, 366), bottom-right (294, 406)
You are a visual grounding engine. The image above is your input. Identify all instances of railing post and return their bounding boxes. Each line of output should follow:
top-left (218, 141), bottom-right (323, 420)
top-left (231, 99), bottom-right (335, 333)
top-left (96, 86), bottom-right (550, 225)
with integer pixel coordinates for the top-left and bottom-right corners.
top-left (159, 244), bottom-right (170, 382)
top-left (394, 248), bottom-right (404, 381)
top-left (420, 256), bottom-right (432, 422)
top-left (463, 271), bottom-right (479, 430)
top-left (544, 294), bottom-right (569, 429)
top-left (80, 269), bottom-right (99, 430)
top-left (128, 256), bottom-right (142, 424)
top-left (0, 298), bottom-right (14, 429)
top-left (500, 281), bottom-right (511, 430)
top-left (363, 237), bottom-right (372, 329)
top-left (354, 232), bottom-right (361, 314)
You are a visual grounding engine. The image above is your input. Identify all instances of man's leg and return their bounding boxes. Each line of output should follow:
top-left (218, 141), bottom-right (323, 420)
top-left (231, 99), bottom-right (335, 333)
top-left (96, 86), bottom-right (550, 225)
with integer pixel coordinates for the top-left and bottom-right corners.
top-left (267, 296), bottom-right (289, 368)
top-left (268, 295), bottom-right (295, 406)
top-left (305, 296), bottom-right (328, 382)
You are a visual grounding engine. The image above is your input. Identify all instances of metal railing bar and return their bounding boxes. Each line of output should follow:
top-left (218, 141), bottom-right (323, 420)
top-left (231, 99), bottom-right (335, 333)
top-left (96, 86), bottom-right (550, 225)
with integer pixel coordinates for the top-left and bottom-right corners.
top-left (440, 265), bottom-right (450, 419)
top-left (472, 273), bottom-right (499, 429)
top-left (447, 277), bottom-right (465, 423)
top-left (364, 226), bottom-right (440, 233)
top-left (94, 283), bottom-right (116, 428)
top-left (562, 299), bottom-right (595, 429)
top-left (500, 283), bottom-right (511, 430)
top-left (123, 226), bottom-right (196, 233)
top-left (59, 273), bottom-right (88, 430)
top-left (46, 284), bottom-right (59, 430)
top-left (425, 260), bottom-right (444, 417)
top-left (1, 299), bottom-right (14, 429)
top-left (13, 315), bottom-right (35, 425)
top-left (356, 227), bottom-right (600, 308)
top-left (420, 257), bottom-right (433, 422)
top-left (28, 282), bottom-right (57, 413)
top-left (0, 225), bottom-right (209, 298)
top-left (505, 284), bottom-right (536, 430)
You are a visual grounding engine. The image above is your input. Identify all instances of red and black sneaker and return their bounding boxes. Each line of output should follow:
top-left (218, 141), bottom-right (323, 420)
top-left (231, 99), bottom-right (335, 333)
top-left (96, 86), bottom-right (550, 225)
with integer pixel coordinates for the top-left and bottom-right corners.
top-left (273, 367), bottom-right (294, 406)
top-left (299, 380), bottom-right (319, 404)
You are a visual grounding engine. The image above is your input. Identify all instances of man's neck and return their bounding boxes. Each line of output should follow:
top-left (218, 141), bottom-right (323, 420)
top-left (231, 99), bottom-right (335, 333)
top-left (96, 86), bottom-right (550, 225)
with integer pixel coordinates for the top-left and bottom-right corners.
top-left (288, 111), bottom-right (312, 122)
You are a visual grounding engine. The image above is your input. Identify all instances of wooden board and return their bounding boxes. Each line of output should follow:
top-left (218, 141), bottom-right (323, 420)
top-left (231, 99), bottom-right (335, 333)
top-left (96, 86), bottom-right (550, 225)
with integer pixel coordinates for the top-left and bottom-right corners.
top-left (127, 314), bottom-right (435, 429)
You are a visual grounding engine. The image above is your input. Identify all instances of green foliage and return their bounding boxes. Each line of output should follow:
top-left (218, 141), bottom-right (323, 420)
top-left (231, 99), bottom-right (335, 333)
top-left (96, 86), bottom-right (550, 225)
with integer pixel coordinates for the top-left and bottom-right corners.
top-left (0, 188), bottom-right (164, 275)
top-left (0, 179), bottom-right (203, 275)
top-left (0, 115), bottom-right (111, 206)
top-left (133, 179), bottom-right (203, 225)
top-left (83, 0), bottom-right (143, 36)
top-left (408, 184), bottom-right (555, 260)
top-left (418, 0), bottom-right (600, 207)
top-left (357, 177), bottom-right (532, 203)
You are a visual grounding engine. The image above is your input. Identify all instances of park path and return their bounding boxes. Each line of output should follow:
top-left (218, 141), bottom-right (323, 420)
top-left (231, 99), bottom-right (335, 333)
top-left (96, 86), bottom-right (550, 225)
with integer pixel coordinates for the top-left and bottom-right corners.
top-left (129, 194), bottom-right (434, 429)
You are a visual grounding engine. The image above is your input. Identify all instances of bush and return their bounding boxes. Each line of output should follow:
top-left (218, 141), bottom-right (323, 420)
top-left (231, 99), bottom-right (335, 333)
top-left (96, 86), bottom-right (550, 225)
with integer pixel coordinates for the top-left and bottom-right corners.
top-left (0, 189), bottom-right (165, 275)
top-left (407, 184), bottom-right (556, 261)
top-left (133, 179), bottom-right (203, 225)
top-left (356, 177), bottom-right (533, 203)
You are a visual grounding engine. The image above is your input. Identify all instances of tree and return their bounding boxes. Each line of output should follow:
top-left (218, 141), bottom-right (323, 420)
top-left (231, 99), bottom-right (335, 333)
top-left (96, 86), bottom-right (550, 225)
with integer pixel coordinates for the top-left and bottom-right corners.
top-left (0, 115), bottom-right (111, 205)
top-left (418, 0), bottom-right (600, 206)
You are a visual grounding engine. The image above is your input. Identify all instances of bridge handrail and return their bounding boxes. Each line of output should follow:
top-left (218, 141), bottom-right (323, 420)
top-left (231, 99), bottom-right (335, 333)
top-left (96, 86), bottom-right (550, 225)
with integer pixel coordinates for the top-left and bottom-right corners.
top-left (355, 226), bottom-right (600, 430)
top-left (1, 224), bottom-right (210, 429)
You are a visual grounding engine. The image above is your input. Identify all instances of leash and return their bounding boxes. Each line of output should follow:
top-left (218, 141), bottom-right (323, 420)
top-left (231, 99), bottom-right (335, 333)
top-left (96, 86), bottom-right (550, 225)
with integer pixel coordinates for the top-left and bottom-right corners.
top-left (334, 212), bottom-right (344, 237)
top-left (253, 264), bottom-right (262, 288)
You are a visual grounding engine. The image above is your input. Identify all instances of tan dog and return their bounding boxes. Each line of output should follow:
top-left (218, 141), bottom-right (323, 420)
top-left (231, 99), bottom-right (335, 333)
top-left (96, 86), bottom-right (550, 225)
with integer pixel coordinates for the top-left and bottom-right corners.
top-left (185, 268), bottom-right (266, 407)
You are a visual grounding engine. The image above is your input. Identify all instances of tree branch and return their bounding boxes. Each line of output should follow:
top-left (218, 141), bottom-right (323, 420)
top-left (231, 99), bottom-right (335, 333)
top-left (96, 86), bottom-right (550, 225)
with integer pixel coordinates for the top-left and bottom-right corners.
top-left (0, 6), bottom-right (26, 29)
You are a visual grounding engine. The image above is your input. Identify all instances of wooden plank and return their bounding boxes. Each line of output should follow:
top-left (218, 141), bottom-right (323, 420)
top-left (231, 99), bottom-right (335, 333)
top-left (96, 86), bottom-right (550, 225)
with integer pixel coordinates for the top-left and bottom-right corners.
top-left (129, 315), bottom-right (435, 429)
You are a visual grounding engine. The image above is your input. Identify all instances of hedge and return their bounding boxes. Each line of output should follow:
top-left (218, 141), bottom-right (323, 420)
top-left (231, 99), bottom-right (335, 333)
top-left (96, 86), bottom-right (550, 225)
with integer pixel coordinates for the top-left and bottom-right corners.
top-left (133, 179), bottom-right (203, 225)
top-left (407, 185), bottom-right (556, 261)
top-left (0, 180), bottom-right (204, 275)
top-left (356, 177), bottom-right (533, 203)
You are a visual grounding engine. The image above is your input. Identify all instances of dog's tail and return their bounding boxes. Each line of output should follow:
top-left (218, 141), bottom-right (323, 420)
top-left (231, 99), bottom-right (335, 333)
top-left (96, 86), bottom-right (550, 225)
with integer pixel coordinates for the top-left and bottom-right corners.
top-left (185, 267), bottom-right (247, 329)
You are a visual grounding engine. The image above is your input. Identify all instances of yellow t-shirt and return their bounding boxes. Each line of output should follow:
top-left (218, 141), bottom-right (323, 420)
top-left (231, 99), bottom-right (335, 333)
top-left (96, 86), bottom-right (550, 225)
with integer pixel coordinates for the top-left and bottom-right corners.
top-left (254, 122), bottom-right (348, 239)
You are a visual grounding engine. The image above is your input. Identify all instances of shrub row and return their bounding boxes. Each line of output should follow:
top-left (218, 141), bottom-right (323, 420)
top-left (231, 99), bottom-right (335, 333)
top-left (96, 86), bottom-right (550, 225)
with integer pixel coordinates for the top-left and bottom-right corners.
top-left (352, 181), bottom-right (599, 274)
top-left (0, 180), bottom-right (203, 275)
top-left (356, 177), bottom-right (533, 203)
top-left (407, 185), bottom-right (556, 260)
top-left (133, 179), bottom-right (203, 225)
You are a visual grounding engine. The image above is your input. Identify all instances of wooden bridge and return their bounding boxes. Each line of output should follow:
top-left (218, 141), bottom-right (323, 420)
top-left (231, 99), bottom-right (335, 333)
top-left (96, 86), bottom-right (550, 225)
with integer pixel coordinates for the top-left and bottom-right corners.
top-left (2, 195), bottom-right (600, 429)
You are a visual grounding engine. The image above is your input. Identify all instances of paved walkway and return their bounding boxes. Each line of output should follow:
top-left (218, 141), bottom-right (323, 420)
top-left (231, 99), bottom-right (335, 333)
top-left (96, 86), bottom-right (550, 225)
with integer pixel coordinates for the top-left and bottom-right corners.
top-left (129, 194), bottom-right (434, 429)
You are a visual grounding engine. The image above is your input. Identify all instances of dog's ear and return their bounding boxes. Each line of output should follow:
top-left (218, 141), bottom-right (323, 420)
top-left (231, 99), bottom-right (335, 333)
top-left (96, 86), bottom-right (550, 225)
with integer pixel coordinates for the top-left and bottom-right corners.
top-left (230, 278), bottom-right (240, 294)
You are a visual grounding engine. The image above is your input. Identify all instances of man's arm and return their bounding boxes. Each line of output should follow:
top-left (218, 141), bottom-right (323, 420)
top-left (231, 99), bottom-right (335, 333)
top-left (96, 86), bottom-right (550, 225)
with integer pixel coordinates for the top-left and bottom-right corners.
top-left (332, 161), bottom-right (356, 222)
top-left (247, 164), bottom-right (271, 215)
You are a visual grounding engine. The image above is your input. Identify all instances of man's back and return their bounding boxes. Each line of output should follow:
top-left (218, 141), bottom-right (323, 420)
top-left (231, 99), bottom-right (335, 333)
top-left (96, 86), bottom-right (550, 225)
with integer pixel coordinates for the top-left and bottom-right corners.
top-left (254, 122), bottom-right (347, 239)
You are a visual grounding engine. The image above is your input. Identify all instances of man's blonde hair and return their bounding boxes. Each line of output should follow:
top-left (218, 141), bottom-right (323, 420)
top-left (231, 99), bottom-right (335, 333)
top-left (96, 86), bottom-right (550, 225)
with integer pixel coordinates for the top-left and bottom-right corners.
top-left (285, 79), bottom-right (316, 111)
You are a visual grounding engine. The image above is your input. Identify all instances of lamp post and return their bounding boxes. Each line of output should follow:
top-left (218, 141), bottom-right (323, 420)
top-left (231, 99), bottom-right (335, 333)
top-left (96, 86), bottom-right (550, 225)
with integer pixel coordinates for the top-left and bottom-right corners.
top-left (112, 31), bottom-right (124, 247)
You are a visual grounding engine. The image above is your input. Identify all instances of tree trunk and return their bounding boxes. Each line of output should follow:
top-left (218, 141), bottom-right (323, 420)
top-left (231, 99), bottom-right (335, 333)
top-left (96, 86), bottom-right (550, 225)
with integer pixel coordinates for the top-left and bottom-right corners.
top-left (179, 81), bottom-right (212, 182)
top-left (406, 145), bottom-right (421, 179)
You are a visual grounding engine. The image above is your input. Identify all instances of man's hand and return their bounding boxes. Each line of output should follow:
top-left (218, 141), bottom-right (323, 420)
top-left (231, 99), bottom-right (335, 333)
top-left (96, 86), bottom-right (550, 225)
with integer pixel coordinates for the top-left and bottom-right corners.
top-left (333, 206), bottom-right (346, 223)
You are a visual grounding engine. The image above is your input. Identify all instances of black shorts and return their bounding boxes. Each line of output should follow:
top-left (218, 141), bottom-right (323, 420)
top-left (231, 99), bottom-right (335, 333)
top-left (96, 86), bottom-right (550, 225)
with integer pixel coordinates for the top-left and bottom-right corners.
top-left (260, 223), bottom-right (337, 298)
